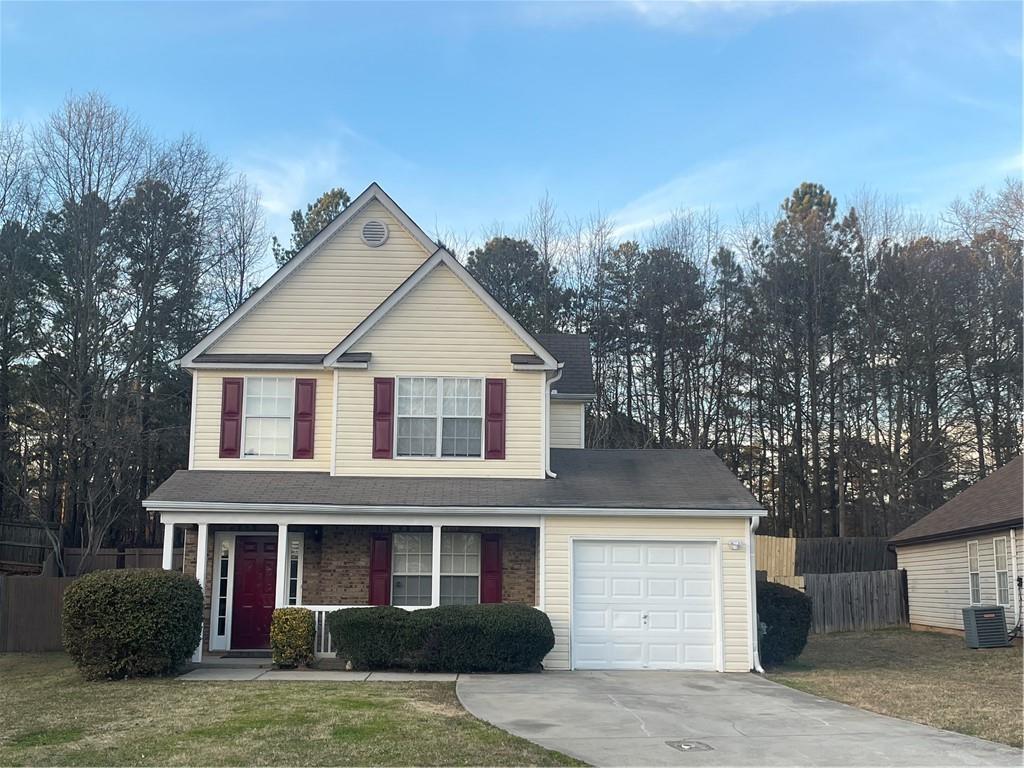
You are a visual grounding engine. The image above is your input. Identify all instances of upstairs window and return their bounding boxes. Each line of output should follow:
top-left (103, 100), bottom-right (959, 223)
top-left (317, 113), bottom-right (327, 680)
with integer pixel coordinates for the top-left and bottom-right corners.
top-left (395, 377), bottom-right (482, 458)
top-left (244, 377), bottom-right (293, 457)
top-left (967, 540), bottom-right (981, 604)
top-left (994, 537), bottom-right (1010, 606)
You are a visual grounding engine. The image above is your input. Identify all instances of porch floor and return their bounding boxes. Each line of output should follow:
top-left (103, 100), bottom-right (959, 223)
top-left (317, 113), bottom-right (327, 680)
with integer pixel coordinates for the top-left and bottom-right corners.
top-left (179, 667), bottom-right (461, 682)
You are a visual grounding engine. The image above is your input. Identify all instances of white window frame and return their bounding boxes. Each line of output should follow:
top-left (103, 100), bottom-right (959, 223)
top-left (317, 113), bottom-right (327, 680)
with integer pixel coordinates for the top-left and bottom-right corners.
top-left (242, 376), bottom-right (295, 460)
top-left (967, 540), bottom-right (981, 604)
top-left (440, 532), bottom-right (481, 606)
top-left (391, 531), bottom-right (434, 607)
top-left (393, 376), bottom-right (485, 460)
top-left (993, 536), bottom-right (1010, 606)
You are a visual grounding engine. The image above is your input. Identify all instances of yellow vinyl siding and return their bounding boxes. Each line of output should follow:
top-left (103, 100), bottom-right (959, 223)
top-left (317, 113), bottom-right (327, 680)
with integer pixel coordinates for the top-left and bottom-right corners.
top-left (550, 401), bottom-right (584, 448)
top-left (191, 369), bottom-right (334, 471)
top-left (542, 515), bottom-right (752, 672)
top-left (896, 529), bottom-right (1023, 632)
top-left (210, 200), bottom-right (430, 354)
top-left (334, 263), bottom-right (544, 478)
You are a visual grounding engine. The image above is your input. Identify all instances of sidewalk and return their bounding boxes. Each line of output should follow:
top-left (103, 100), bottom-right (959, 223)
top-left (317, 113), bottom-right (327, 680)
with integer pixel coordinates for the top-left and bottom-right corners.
top-left (179, 666), bottom-right (459, 681)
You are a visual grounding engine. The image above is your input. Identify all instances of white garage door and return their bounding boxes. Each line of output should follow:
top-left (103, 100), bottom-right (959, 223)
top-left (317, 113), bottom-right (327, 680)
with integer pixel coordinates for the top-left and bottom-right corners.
top-left (571, 540), bottom-right (719, 670)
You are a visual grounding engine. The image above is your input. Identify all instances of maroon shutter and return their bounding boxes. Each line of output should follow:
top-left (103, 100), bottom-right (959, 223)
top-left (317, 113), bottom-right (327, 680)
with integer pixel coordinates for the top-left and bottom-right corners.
top-left (219, 378), bottom-right (243, 458)
top-left (292, 378), bottom-right (316, 459)
top-left (372, 377), bottom-right (395, 459)
top-left (480, 533), bottom-right (503, 603)
top-left (369, 534), bottom-right (391, 605)
top-left (484, 378), bottom-right (506, 459)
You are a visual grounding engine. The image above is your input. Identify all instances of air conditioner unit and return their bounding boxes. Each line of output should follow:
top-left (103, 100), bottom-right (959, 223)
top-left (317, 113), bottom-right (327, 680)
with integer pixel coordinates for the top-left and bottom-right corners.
top-left (962, 606), bottom-right (1010, 648)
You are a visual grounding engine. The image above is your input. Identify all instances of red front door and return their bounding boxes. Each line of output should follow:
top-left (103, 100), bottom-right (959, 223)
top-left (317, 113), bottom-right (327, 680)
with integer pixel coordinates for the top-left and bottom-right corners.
top-left (231, 536), bottom-right (277, 649)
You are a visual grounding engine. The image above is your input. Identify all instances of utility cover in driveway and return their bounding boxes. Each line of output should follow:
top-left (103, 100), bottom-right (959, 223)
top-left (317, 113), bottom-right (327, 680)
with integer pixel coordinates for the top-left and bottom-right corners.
top-left (572, 540), bottom-right (717, 670)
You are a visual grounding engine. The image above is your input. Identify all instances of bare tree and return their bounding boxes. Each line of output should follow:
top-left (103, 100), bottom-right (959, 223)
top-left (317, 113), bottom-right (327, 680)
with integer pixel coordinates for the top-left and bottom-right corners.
top-left (213, 173), bottom-right (268, 313)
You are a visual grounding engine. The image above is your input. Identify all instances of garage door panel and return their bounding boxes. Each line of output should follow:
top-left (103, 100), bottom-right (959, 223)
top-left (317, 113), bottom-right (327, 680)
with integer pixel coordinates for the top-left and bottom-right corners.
top-left (572, 540), bottom-right (719, 671)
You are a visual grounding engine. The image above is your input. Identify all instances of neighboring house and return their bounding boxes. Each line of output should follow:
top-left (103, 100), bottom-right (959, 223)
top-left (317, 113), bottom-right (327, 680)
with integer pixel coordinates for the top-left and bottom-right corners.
top-left (143, 183), bottom-right (765, 672)
top-left (890, 456), bottom-right (1023, 635)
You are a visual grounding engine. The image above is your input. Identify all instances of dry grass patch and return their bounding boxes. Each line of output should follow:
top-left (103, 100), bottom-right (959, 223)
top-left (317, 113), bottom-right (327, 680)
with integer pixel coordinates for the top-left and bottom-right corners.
top-left (769, 628), bottom-right (1023, 748)
top-left (0, 654), bottom-right (583, 767)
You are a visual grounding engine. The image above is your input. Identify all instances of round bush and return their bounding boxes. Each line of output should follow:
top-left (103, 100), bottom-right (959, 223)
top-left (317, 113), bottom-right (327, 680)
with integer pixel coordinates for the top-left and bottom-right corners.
top-left (757, 581), bottom-right (812, 667)
top-left (62, 568), bottom-right (203, 679)
top-left (270, 607), bottom-right (315, 668)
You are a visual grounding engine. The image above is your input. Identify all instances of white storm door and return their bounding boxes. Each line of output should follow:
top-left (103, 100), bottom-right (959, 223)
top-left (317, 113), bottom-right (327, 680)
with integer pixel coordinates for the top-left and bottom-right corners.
top-left (571, 539), bottom-right (718, 670)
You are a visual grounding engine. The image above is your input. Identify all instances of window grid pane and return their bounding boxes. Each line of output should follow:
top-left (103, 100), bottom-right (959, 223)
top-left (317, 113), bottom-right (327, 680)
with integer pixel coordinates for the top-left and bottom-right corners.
top-left (396, 377), bottom-right (483, 458)
top-left (392, 532), bottom-right (433, 606)
top-left (243, 376), bottom-right (293, 457)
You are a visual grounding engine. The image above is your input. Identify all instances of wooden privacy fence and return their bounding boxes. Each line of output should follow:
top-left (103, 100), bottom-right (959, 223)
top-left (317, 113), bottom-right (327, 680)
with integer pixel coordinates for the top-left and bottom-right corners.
top-left (756, 535), bottom-right (895, 578)
top-left (804, 569), bottom-right (908, 634)
top-left (0, 575), bottom-right (76, 652)
top-left (62, 547), bottom-right (183, 574)
top-left (0, 521), bottom-right (57, 568)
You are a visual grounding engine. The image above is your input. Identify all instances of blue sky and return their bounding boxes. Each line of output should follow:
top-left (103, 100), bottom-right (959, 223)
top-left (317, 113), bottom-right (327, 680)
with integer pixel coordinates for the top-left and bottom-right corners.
top-left (2, 1), bottom-right (1021, 243)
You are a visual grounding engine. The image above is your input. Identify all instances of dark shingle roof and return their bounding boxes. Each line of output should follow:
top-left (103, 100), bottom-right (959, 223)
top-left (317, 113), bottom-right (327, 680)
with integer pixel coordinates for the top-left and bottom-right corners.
top-left (146, 449), bottom-right (762, 512)
top-left (535, 333), bottom-right (595, 397)
top-left (889, 456), bottom-right (1023, 546)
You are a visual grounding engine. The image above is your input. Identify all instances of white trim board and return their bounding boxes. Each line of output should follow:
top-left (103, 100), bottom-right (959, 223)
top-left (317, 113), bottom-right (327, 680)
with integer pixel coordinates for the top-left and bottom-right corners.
top-left (179, 183), bottom-right (435, 367)
top-left (323, 250), bottom-right (559, 370)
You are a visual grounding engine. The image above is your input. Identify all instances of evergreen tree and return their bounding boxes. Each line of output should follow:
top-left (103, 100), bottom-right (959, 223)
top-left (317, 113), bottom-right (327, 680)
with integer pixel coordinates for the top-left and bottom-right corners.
top-left (271, 187), bottom-right (350, 266)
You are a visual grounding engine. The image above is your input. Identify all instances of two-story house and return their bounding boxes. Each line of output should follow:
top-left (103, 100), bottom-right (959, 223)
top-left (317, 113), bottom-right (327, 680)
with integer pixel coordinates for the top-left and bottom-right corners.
top-left (144, 183), bottom-right (766, 672)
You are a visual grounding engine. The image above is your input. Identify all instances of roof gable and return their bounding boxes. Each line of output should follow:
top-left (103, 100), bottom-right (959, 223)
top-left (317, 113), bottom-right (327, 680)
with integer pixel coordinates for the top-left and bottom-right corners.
top-left (180, 183), bottom-right (436, 365)
top-left (324, 249), bottom-right (558, 368)
top-left (890, 456), bottom-right (1023, 545)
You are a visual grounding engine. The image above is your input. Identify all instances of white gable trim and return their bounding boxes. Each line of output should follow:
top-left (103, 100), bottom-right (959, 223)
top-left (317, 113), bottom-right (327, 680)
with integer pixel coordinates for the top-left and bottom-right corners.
top-left (323, 249), bottom-right (559, 368)
top-left (179, 183), bottom-right (436, 367)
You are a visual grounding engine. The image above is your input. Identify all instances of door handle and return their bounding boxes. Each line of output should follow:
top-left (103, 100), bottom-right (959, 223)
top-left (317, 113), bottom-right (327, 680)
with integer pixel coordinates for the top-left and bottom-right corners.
top-left (642, 612), bottom-right (649, 625)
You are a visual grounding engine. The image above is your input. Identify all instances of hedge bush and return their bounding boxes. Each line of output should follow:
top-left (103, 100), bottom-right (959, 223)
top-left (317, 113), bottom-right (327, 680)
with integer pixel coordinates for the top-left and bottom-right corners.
top-left (62, 568), bottom-right (203, 680)
top-left (270, 607), bottom-right (315, 668)
top-left (327, 603), bottom-right (555, 672)
top-left (756, 580), bottom-right (812, 667)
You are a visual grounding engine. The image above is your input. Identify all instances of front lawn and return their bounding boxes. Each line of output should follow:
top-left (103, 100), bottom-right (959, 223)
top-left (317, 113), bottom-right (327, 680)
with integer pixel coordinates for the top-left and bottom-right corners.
top-left (0, 654), bottom-right (582, 767)
top-left (768, 628), bottom-right (1023, 748)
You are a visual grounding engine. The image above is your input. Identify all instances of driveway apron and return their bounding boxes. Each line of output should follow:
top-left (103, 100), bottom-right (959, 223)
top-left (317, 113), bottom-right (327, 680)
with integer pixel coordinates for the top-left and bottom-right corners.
top-left (456, 671), bottom-right (1022, 767)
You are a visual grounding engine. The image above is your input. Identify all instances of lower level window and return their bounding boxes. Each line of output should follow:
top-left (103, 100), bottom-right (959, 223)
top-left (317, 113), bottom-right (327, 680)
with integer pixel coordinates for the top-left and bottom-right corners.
top-left (391, 531), bottom-right (482, 606)
top-left (994, 537), bottom-right (1010, 606)
top-left (967, 540), bottom-right (981, 604)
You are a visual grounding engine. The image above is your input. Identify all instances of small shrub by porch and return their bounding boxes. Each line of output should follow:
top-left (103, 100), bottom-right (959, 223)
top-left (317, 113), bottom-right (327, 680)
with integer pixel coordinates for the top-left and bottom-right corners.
top-left (270, 607), bottom-right (315, 668)
top-left (62, 569), bottom-right (202, 679)
top-left (328, 603), bottom-right (555, 672)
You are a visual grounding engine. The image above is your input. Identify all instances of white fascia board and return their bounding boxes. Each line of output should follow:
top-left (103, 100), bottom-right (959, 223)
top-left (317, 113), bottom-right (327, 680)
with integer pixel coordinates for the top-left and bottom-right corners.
top-left (179, 182), bottom-right (435, 367)
top-left (143, 499), bottom-right (767, 518)
top-left (323, 249), bottom-right (559, 369)
top-left (331, 361), bottom-right (369, 369)
top-left (185, 362), bottom-right (326, 371)
top-left (550, 393), bottom-right (596, 401)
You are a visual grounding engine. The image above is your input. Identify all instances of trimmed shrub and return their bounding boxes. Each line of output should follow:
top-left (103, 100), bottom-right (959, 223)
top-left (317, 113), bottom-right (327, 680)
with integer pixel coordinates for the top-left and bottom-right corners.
top-left (327, 603), bottom-right (555, 672)
top-left (270, 607), bottom-right (315, 668)
top-left (327, 606), bottom-right (411, 669)
top-left (757, 581), bottom-right (812, 667)
top-left (62, 568), bottom-right (202, 680)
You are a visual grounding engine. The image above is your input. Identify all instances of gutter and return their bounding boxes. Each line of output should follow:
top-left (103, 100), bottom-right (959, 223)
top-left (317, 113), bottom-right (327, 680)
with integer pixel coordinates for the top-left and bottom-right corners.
top-left (749, 514), bottom-right (764, 673)
top-left (544, 364), bottom-right (564, 478)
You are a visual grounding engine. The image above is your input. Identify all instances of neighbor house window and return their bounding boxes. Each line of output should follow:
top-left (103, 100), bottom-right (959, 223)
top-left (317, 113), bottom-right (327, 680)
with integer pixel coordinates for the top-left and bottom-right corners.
top-left (395, 377), bottom-right (482, 458)
top-left (243, 377), bottom-right (293, 457)
top-left (994, 537), bottom-right (1009, 606)
top-left (392, 532), bottom-right (433, 606)
top-left (440, 532), bottom-right (480, 605)
top-left (390, 531), bottom-right (482, 606)
top-left (967, 540), bottom-right (981, 604)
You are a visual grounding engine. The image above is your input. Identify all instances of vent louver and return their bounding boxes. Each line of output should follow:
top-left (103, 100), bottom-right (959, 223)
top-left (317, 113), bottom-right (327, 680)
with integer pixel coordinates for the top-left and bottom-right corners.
top-left (962, 605), bottom-right (1010, 648)
top-left (361, 219), bottom-right (389, 247)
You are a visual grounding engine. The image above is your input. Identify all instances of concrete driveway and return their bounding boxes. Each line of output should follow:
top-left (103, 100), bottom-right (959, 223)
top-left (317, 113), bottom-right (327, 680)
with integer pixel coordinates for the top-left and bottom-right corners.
top-left (456, 671), bottom-right (1022, 767)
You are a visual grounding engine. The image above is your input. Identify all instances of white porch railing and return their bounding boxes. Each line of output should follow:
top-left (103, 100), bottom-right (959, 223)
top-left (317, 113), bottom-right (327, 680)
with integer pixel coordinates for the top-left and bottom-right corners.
top-left (302, 604), bottom-right (431, 658)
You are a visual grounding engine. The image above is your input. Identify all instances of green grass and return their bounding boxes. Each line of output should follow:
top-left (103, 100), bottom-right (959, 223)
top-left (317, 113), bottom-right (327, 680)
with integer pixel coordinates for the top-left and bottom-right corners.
top-left (769, 628), bottom-right (1023, 748)
top-left (0, 654), bottom-right (584, 766)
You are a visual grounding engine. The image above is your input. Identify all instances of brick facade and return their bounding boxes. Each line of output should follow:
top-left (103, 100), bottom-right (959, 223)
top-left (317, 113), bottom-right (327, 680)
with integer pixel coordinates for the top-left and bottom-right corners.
top-left (185, 523), bottom-right (538, 651)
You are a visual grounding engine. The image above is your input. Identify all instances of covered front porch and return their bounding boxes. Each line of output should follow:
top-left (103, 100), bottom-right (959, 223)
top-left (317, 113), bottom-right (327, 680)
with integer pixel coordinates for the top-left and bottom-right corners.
top-left (160, 511), bottom-right (543, 661)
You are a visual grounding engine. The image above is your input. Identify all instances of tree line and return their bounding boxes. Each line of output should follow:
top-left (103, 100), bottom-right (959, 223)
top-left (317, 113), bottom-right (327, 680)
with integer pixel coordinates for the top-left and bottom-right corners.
top-left (0, 93), bottom-right (1019, 571)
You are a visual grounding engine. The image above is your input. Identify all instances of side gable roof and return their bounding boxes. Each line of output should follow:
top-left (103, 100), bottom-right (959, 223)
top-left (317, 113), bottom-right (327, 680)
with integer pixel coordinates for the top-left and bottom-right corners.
top-left (180, 183), bottom-right (436, 367)
top-left (889, 456), bottom-right (1023, 546)
top-left (536, 333), bottom-right (595, 398)
top-left (323, 249), bottom-right (559, 369)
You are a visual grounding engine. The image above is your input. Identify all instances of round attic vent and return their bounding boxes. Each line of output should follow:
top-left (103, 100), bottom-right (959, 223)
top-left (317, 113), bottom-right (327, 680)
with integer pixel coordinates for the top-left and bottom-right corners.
top-left (361, 219), bottom-right (389, 247)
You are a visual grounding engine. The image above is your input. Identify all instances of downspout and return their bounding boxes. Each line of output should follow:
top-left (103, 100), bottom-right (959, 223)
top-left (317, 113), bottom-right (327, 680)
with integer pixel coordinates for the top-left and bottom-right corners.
top-left (749, 514), bottom-right (765, 673)
top-left (544, 364), bottom-right (564, 478)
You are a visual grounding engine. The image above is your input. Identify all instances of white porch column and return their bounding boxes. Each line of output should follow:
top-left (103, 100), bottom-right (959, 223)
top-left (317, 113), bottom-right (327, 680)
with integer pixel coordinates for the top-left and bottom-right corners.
top-left (191, 523), bottom-right (209, 663)
top-left (275, 523), bottom-right (289, 607)
top-left (161, 523), bottom-right (175, 570)
top-left (430, 524), bottom-right (442, 607)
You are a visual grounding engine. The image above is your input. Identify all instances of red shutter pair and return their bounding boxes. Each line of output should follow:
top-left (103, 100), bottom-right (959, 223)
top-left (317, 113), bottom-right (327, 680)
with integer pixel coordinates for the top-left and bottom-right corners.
top-left (368, 532), bottom-right (502, 605)
top-left (218, 377), bottom-right (316, 459)
top-left (371, 378), bottom-right (506, 459)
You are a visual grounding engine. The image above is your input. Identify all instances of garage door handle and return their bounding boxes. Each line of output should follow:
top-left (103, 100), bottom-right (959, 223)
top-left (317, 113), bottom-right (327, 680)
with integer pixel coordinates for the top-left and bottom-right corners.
top-left (642, 612), bottom-right (649, 624)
